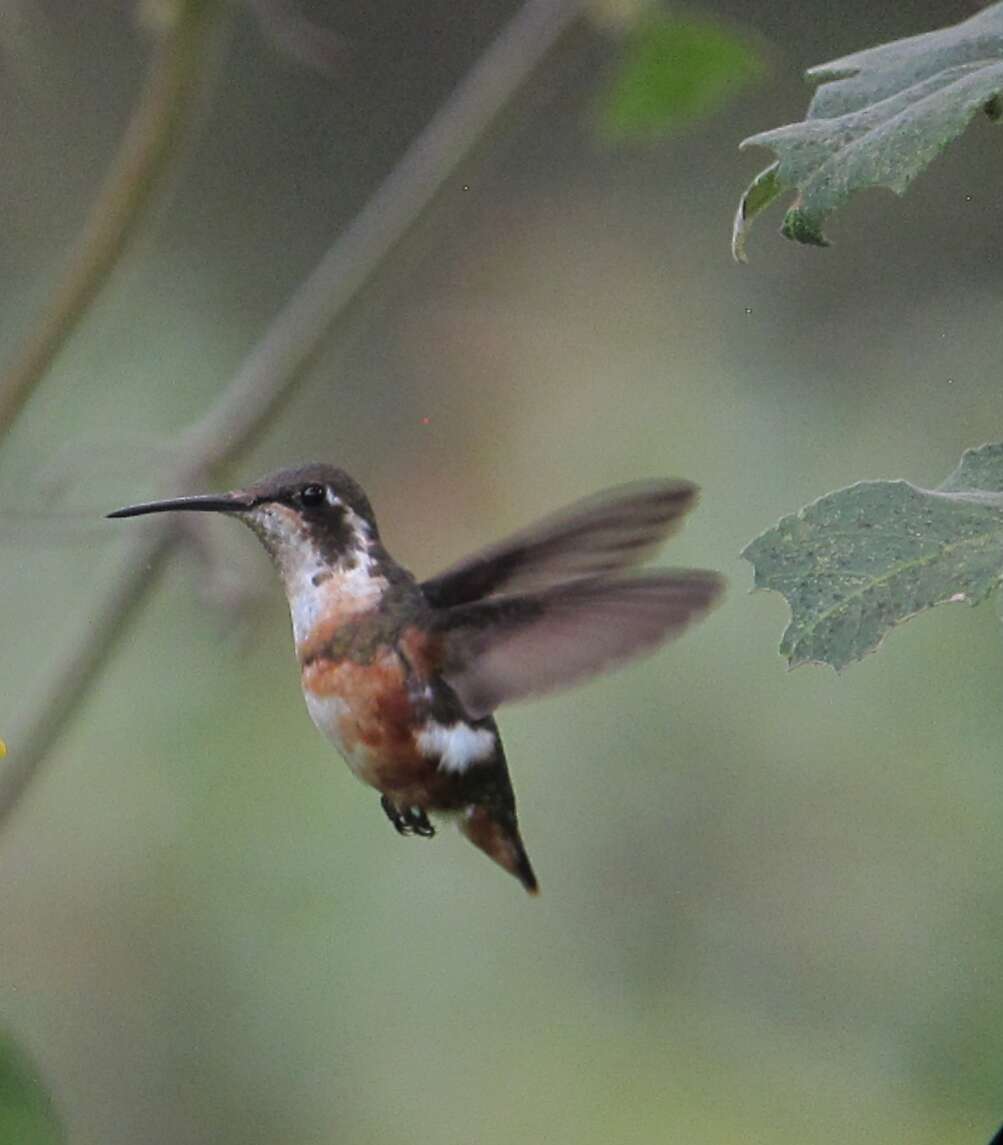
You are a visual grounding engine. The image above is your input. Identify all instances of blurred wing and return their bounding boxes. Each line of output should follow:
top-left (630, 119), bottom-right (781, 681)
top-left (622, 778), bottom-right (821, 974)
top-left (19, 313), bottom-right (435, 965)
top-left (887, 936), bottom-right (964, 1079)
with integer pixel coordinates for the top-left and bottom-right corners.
top-left (421, 480), bottom-right (699, 609)
top-left (434, 571), bottom-right (725, 718)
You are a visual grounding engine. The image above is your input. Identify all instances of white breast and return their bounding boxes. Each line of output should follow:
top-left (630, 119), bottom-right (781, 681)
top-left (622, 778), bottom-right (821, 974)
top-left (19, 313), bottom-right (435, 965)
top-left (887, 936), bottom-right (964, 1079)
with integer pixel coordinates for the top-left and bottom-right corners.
top-left (287, 548), bottom-right (389, 653)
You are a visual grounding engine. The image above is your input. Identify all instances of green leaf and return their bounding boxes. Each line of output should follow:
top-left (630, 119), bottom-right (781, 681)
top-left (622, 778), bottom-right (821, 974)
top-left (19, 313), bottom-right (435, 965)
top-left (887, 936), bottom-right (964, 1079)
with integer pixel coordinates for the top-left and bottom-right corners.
top-left (0, 1031), bottom-right (64, 1145)
top-left (743, 444), bottom-right (1003, 670)
top-left (732, 1), bottom-right (1003, 259)
top-left (597, 12), bottom-right (763, 143)
top-left (730, 162), bottom-right (781, 262)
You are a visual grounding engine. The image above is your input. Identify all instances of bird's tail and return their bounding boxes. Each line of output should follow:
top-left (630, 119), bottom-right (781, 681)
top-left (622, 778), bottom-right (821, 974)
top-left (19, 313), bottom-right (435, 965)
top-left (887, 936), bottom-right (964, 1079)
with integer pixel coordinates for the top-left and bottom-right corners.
top-left (460, 805), bottom-right (538, 894)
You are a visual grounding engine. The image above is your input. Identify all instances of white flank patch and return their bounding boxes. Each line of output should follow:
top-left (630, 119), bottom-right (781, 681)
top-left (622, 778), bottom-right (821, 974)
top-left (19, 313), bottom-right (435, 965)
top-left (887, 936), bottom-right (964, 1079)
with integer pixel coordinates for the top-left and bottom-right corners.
top-left (417, 721), bottom-right (496, 774)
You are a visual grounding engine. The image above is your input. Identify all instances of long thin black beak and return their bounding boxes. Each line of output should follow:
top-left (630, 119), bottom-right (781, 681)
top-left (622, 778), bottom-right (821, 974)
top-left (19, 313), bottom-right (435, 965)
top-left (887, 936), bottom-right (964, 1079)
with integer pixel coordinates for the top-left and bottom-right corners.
top-left (107, 492), bottom-right (251, 519)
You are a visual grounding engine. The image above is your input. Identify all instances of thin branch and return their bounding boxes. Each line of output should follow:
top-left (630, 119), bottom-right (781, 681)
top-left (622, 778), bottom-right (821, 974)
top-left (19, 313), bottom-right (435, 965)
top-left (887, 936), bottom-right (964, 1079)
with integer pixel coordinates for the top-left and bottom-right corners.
top-left (0, 0), bottom-right (587, 830)
top-left (0, 529), bottom-right (171, 827)
top-left (0, 0), bottom-right (220, 438)
top-left (183, 0), bottom-right (586, 467)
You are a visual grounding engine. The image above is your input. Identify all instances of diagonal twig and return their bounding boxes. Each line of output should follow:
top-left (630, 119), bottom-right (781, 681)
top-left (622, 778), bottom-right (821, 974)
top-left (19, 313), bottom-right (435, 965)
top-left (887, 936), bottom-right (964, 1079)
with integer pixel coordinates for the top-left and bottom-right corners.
top-left (0, 0), bottom-right (587, 831)
top-left (0, 0), bottom-right (221, 439)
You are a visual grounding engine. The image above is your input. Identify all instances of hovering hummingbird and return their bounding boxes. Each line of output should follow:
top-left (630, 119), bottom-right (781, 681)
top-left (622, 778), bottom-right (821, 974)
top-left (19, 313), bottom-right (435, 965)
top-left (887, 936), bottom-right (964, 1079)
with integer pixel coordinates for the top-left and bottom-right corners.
top-left (109, 466), bottom-right (723, 893)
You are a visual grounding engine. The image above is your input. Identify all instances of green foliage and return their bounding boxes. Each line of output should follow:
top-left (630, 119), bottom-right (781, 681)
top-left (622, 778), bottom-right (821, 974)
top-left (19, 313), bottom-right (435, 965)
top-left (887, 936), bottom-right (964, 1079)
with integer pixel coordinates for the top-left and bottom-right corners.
top-left (732, 1), bottom-right (1003, 260)
top-left (0, 1031), bottom-right (63, 1145)
top-left (743, 444), bottom-right (1003, 670)
top-left (597, 11), bottom-right (762, 142)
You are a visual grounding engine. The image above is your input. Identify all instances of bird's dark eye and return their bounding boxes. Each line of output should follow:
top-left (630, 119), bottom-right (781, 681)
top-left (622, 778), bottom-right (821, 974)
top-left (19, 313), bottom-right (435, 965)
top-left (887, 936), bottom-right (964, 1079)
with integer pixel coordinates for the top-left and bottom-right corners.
top-left (299, 484), bottom-right (326, 507)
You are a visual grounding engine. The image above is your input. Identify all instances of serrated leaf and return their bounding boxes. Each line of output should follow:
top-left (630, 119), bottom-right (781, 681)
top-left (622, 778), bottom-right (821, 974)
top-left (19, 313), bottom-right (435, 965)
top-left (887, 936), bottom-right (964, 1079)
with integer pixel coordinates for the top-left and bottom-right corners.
top-left (0, 1031), bottom-right (64, 1145)
top-left (743, 443), bottom-right (1003, 670)
top-left (597, 12), bottom-right (762, 143)
top-left (732, 2), bottom-right (1003, 259)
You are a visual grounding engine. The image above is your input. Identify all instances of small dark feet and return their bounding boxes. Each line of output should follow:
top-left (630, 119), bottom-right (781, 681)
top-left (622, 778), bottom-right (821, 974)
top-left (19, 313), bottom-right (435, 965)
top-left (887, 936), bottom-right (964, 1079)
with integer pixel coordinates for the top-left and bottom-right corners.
top-left (380, 795), bottom-right (435, 838)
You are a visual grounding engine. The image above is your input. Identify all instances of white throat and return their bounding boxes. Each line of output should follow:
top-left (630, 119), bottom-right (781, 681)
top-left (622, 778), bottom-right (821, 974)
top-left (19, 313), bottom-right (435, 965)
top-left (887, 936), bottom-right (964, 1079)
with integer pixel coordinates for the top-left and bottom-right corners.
top-left (243, 501), bottom-right (387, 647)
top-left (286, 547), bottom-right (387, 647)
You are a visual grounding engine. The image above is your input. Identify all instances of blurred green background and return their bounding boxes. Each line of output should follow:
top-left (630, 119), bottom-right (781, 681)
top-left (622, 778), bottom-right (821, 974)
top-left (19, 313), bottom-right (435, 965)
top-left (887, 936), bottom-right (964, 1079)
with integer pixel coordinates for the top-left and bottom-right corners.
top-left (2, 2), bottom-right (1002, 1142)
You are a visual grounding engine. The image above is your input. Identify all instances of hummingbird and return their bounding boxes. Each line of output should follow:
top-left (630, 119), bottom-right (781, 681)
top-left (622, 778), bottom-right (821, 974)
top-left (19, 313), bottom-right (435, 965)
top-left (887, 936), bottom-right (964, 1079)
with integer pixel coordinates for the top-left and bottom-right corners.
top-left (109, 466), bottom-right (724, 893)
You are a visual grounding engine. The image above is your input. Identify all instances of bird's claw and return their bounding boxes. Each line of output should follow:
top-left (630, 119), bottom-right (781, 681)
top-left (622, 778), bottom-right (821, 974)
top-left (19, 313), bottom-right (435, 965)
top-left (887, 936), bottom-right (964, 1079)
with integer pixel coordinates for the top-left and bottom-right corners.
top-left (381, 796), bottom-right (435, 838)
